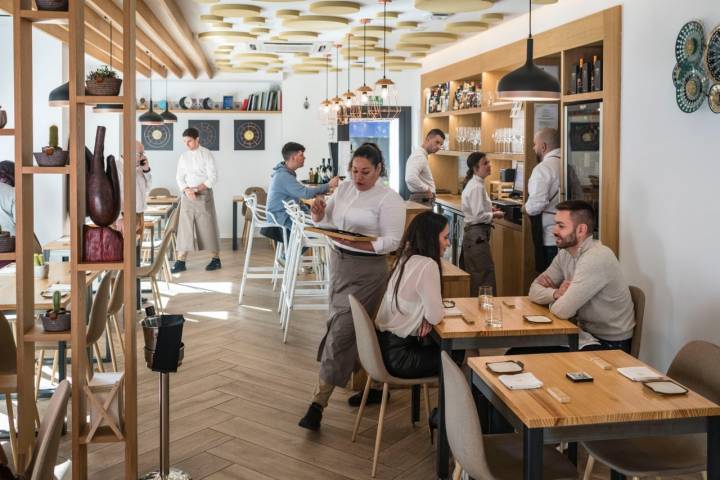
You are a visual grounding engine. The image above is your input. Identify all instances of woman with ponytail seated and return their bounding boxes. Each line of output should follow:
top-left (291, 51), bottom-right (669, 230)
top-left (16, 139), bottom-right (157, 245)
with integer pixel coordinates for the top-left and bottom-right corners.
top-left (375, 211), bottom-right (451, 378)
top-left (460, 152), bottom-right (504, 296)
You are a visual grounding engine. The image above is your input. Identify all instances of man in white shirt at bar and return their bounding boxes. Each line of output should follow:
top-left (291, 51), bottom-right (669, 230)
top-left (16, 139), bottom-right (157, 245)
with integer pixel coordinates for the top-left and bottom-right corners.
top-left (405, 129), bottom-right (445, 204)
top-left (525, 127), bottom-right (561, 272)
top-left (172, 127), bottom-right (221, 273)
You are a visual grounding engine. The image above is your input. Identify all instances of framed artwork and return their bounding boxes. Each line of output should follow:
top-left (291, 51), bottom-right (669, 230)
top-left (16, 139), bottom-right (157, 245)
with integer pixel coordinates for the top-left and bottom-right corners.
top-left (234, 120), bottom-right (265, 151)
top-left (188, 119), bottom-right (220, 151)
top-left (141, 123), bottom-right (173, 151)
top-left (569, 122), bottom-right (599, 151)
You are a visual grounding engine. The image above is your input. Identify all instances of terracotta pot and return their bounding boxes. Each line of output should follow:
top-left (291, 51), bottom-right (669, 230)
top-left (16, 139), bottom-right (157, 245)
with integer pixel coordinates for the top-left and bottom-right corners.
top-left (86, 77), bottom-right (122, 96)
top-left (40, 310), bottom-right (71, 332)
top-left (86, 126), bottom-right (121, 227)
top-left (35, 0), bottom-right (68, 11)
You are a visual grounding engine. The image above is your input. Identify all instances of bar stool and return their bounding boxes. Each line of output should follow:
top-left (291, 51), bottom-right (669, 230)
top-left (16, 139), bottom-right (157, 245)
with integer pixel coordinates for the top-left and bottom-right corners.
top-left (240, 186), bottom-right (267, 249)
top-left (277, 202), bottom-right (330, 343)
top-left (238, 194), bottom-right (286, 304)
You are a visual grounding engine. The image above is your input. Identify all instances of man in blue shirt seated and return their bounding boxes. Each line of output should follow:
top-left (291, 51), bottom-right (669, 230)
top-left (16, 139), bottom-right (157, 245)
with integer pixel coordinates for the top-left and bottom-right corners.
top-left (261, 142), bottom-right (339, 244)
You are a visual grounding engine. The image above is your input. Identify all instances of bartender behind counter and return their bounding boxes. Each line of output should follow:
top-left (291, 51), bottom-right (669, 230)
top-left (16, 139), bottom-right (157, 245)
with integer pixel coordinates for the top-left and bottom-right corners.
top-left (298, 143), bottom-right (405, 432)
top-left (405, 129), bottom-right (445, 204)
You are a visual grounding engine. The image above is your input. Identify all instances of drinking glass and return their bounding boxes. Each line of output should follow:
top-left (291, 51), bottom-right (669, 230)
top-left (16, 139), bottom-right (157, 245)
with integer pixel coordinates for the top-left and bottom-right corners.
top-left (456, 127), bottom-right (466, 151)
top-left (478, 285), bottom-right (493, 310)
top-left (484, 300), bottom-right (504, 328)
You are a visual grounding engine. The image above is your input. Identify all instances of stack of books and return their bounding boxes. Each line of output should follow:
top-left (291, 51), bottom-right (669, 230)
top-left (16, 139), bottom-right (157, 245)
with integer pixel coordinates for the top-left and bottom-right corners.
top-left (241, 89), bottom-right (282, 111)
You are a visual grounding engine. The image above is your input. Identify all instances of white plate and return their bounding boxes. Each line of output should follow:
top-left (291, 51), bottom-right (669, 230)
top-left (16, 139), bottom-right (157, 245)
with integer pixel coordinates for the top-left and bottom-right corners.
top-left (644, 380), bottom-right (688, 395)
top-left (524, 315), bottom-right (552, 324)
top-left (486, 361), bottom-right (524, 374)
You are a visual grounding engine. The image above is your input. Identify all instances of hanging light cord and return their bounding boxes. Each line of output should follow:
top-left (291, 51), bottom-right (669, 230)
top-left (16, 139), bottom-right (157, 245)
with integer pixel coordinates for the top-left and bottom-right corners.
top-left (325, 55), bottom-right (329, 99)
top-left (148, 52), bottom-right (153, 101)
top-left (335, 45), bottom-right (339, 99)
top-left (528, 0), bottom-right (532, 38)
top-left (108, 17), bottom-right (113, 70)
top-left (382, 0), bottom-right (387, 80)
top-left (363, 21), bottom-right (367, 86)
top-left (347, 36), bottom-right (351, 94)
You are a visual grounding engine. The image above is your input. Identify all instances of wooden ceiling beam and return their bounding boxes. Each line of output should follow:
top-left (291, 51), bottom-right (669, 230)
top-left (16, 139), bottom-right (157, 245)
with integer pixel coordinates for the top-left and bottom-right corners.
top-left (135, 0), bottom-right (199, 78)
top-left (158, 0), bottom-right (214, 78)
top-left (87, 0), bottom-right (183, 78)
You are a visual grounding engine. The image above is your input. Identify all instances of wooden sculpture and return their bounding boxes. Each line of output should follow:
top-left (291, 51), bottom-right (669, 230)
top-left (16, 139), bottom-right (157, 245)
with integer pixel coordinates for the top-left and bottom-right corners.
top-left (83, 126), bottom-right (123, 262)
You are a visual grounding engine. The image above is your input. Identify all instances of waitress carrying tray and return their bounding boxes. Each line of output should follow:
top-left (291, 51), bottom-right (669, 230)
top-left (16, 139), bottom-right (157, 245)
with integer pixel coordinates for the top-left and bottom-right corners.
top-left (305, 226), bottom-right (376, 243)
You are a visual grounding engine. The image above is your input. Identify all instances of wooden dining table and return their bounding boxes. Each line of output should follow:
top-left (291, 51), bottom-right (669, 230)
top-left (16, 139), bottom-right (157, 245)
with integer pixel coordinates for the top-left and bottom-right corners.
top-left (145, 195), bottom-right (178, 206)
top-left (469, 350), bottom-right (720, 479)
top-left (432, 296), bottom-right (580, 479)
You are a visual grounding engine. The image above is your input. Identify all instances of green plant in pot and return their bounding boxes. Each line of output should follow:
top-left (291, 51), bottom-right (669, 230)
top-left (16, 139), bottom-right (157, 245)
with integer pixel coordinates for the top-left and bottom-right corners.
top-left (0, 224), bottom-right (14, 253)
top-left (41, 290), bottom-right (71, 332)
top-left (86, 65), bottom-right (122, 96)
top-left (34, 124), bottom-right (68, 167)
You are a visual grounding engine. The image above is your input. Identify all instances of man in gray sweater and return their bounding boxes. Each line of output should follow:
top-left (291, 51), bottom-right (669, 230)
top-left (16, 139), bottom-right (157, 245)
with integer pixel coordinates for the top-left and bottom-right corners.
top-left (529, 200), bottom-right (635, 352)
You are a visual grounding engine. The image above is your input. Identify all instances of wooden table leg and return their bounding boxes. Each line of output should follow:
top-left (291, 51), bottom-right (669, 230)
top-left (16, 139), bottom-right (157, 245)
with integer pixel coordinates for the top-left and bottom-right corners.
top-left (411, 385), bottom-right (420, 424)
top-left (523, 426), bottom-right (543, 480)
top-left (709, 416), bottom-right (720, 479)
top-left (232, 201), bottom-right (238, 251)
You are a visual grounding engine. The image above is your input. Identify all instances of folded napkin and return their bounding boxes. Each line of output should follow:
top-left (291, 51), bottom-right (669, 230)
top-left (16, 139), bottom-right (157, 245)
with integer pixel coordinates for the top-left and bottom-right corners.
top-left (499, 372), bottom-right (543, 390)
top-left (617, 366), bottom-right (664, 382)
top-left (443, 306), bottom-right (464, 317)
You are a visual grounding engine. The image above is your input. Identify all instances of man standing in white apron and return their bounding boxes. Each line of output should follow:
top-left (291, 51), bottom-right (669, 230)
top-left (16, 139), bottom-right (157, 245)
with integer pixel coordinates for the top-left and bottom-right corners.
top-left (171, 127), bottom-right (221, 273)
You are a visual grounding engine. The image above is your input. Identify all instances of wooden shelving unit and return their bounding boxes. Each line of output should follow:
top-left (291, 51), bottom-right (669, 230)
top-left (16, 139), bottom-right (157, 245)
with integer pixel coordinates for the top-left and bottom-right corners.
top-left (137, 108), bottom-right (282, 114)
top-left (0, 128), bottom-right (15, 136)
top-left (12, 1), bottom-right (138, 478)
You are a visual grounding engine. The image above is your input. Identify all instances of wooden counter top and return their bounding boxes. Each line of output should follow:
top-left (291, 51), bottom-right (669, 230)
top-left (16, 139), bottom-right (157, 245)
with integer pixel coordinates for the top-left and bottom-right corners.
top-left (434, 194), bottom-right (462, 211)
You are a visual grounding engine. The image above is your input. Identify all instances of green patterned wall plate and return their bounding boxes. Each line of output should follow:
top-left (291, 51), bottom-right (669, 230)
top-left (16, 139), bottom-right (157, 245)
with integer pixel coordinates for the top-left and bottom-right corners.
top-left (708, 84), bottom-right (720, 113)
top-left (676, 64), bottom-right (708, 113)
top-left (706, 26), bottom-right (720, 82)
top-left (675, 20), bottom-right (705, 65)
top-left (672, 63), bottom-right (682, 88)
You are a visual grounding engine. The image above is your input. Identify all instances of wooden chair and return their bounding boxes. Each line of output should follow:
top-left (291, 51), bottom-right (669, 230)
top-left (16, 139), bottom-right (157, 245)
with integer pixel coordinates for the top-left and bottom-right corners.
top-left (441, 351), bottom-right (577, 480)
top-left (106, 271), bottom-right (124, 372)
top-left (240, 186), bottom-right (267, 248)
top-left (348, 295), bottom-right (436, 478)
top-left (148, 187), bottom-right (171, 197)
top-left (138, 222), bottom-right (174, 314)
top-left (582, 340), bottom-right (720, 480)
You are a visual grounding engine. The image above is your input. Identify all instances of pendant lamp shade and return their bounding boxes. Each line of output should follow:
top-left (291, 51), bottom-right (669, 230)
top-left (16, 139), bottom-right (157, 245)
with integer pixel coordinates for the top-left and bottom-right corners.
top-left (48, 81), bottom-right (69, 107)
top-left (161, 107), bottom-right (178, 124)
top-left (139, 106), bottom-right (164, 125)
top-left (496, 38), bottom-right (560, 101)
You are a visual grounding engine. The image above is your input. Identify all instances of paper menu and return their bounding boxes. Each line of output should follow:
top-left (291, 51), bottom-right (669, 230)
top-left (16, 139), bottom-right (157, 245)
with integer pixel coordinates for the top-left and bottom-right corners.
top-left (499, 372), bottom-right (544, 390)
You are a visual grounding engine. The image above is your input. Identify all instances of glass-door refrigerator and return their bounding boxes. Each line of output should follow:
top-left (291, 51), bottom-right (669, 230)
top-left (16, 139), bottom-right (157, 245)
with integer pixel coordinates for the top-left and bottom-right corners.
top-left (563, 101), bottom-right (602, 238)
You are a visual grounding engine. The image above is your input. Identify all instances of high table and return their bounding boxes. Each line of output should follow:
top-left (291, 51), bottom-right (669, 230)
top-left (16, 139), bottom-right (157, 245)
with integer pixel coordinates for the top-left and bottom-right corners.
top-left (469, 350), bottom-right (720, 480)
top-left (431, 296), bottom-right (579, 479)
top-left (146, 195), bottom-right (178, 206)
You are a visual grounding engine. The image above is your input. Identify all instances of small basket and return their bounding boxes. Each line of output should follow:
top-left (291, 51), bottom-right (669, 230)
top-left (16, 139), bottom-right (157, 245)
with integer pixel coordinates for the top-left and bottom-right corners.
top-left (40, 311), bottom-right (71, 332)
top-left (86, 78), bottom-right (122, 96)
top-left (33, 150), bottom-right (68, 167)
top-left (36, 0), bottom-right (68, 11)
top-left (0, 234), bottom-right (14, 253)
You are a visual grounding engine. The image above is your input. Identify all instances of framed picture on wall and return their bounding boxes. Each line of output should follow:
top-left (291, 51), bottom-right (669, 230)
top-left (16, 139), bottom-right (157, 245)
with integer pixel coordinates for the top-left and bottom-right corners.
top-left (188, 119), bottom-right (220, 151)
top-left (234, 120), bottom-right (265, 151)
top-left (141, 124), bottom-right (173, 151)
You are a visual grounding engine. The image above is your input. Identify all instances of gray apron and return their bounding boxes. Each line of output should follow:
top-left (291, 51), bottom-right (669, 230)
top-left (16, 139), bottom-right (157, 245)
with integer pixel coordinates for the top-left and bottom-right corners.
top-left (317, 248), bottom-right (388, 387)
top-left (408, 191), bottom-right (435, 205)
top-left (459, 223), bottom-right (496, 296)
top-left (176, 189), bottom-right (220, 252)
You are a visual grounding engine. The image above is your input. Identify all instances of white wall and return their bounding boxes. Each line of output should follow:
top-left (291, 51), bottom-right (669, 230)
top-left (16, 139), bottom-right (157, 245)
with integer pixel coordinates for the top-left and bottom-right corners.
top-left (0, 18), bottom-right (66, 244)
top-left (425, 0), bottom-right (720, 371)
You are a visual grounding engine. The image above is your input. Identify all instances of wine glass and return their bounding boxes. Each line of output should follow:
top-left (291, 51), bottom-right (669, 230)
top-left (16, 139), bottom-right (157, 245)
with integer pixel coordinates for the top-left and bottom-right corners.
top-left (472, 127), bottom-right (481, 150)
top-left (456, 127), bottom-right (467, 151)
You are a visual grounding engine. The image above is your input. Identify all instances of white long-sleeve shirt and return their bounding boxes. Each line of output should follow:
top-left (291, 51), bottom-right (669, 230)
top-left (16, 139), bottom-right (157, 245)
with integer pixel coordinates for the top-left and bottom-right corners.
top-left (405, 147), bottom-right (436, 194)
top-left (375, 255), bottom-right (444, 338)
top-left (0, 182), bottom-right (15, 235)
top-left (461, 175), bottom-right (493, 226)
top-left (525, 148), bottom-right (561, 246)
top-left (116, 157), bottom-right (152, 214)
top-left (318, 180), bottom-right (405, 255)
top-left (176, 146), bottom-right (217, 191)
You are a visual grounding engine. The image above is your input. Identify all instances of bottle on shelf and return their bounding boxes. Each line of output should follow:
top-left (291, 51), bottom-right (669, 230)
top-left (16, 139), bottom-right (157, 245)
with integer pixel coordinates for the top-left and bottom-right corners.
top-left (592, 55), bottom-right (602, 91)
top-left (308, 168), bottom-right (315, 184)
top-left (581, 58), bottom-right (590, 93)
top-left (576, 58), bottom-right (584, 94)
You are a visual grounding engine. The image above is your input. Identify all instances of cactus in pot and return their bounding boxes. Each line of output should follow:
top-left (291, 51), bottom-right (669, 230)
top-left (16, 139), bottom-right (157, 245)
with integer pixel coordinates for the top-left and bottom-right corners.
top-left (42, 125), bottom-right (61, 156)
top-left (41, 288), bottom-right (71, 332)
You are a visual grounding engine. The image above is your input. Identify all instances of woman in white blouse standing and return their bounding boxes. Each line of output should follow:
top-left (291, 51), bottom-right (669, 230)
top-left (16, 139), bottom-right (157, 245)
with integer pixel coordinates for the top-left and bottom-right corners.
top-left (460, 152), bottom-right (504, 296)
top-left (298, 143), bottom-right (405, 431)
top-left (375, 211), bottom-right (450, 379)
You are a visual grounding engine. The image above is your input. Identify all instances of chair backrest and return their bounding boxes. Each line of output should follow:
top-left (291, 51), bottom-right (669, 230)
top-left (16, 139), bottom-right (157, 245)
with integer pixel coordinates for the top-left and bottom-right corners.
top-left (242, 186), bottom-right (267, 218)
top-left (668, 341), bottom-right (720, 404)
top-left (149, 187), bottom-right (171, 197)
top-left (28, 379), bottom-right (70, 480)
top-left (165, 206), bottom-right (180, 234)
top-left (0, 311), bottom-right (16, 375)
top-left (628, 285), bottom-right (646, 358)
top-left (86, 271), bottom-right (114, 346)
top-left (441, 352), bottom-right (494, 480)
top-left (146, 225), bottom-right (175, 277)
top-left (348, 295), bottom-right (391, 383)
top-left (107, 270), bottom-right (124, 317)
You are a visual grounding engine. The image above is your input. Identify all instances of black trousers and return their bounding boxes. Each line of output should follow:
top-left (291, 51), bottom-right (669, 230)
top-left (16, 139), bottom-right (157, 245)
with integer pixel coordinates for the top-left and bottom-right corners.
top-left (377, 331), bottom-right (440, 379)
top-left (260, 225), bottom-right (287, 244)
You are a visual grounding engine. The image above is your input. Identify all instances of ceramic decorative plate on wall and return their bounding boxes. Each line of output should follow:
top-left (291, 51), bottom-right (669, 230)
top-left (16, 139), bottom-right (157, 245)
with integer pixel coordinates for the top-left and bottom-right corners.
top-left (676, 64), bottom-right (708, 113)
top-left (234, 120), bottom-right (265, 150)
top-left (708, 83), bottom-right (720, 113)
top-left (675, 20), bottom-right (705, 65)
top-left (672, 63), bottom-right (683, 88)
top-left (706, 26), bottom-right (720, 82)
top-left (142, 124), bottom-right (173, 151)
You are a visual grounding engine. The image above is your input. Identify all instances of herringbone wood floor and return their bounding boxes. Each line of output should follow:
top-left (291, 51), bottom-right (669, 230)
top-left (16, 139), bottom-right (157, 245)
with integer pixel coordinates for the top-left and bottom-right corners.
top-left (15, 240), bottom-right (705, 479)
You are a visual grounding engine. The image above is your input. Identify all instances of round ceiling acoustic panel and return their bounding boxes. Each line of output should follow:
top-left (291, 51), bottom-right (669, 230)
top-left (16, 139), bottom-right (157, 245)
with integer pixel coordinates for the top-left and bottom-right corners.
top-left (234, 61), bottom-right (271, 68)
top-left (278, 30), bottom-right (320, 40)
top-left (480, 13), bottom-right (504, 24)
top-left (269, 35), bottom-right (288, 42)
top-left (415, 0), bottom-right (493, 14)
top-left (397, 21), bottom-right (419, 29)
top-left (283, 15), bottom-right (351, 30)
top-left (194, 0), bottom-right (219, 4)
top-left (210, 4), bottom-right (262, 17)
top-left (198, 31), bottom-right (257, 41)
top-left (251, 27), bottom-right (271, 34)
top-left (244, 16), bottom-right (266, 25)
top-left (277, 9), bottom-right (300, 18)
top-left (201, 14), bottom-right (225, 24)
top-left (396, 43), bottom-right (432, 52)
top-left (382, 55), bottom-right (406, 62)
top-left (532, 0), bottom-right (558, 3)
top-left (293, 65), bottom-right (322, 72)
top-left (294, 52), bottom-right (310, 57)
top-left (409, 51), bottom-right (427, 58)
top-left (351, 25), bottom-right (393, 35)
top-left (233, 52), bottom-right (279, 62)
top-left (446, 21), bottom-right (488, 33)
top-left (376, 10), bottom-right (400, 19)
top-left (218, 66), bottom-right (259, 73)
top-left (310, 1), bottom-right (361, 15)
top-left (383, 62), bottom-right (422, 69)
top-left (303, 57), bottom-right (333, 65)
top-left (211, 22), bottom-right (233, 30)
top-left (400, 31), bottom-right (458, 44)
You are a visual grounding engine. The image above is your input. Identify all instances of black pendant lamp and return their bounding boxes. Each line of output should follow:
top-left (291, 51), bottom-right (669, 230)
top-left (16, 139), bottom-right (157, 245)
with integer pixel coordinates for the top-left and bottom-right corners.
top-left (160, 73), bottom-right (177, 123)
top-left (94, 17), bottom-right (124, 113)
top-left (496, 0), bottom-right (560, 101)
top-left (48, 81), bottom-right (69, 107)
top-left (138, 53), bottom-right (164, 125)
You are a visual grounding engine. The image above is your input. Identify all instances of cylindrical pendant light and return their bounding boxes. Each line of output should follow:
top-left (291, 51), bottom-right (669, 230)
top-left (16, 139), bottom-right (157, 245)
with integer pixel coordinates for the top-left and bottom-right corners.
top-left (94, 17), bottom-right (124, 113)
top-left (160, 72), bottom-right (178, 123)
top-left (139, 52), bottom-right (165, 125)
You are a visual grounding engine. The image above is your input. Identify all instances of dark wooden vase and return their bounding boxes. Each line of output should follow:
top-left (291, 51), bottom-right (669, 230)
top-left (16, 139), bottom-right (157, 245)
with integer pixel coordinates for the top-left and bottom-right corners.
top-left (86, 126), bottom-right (121, 227)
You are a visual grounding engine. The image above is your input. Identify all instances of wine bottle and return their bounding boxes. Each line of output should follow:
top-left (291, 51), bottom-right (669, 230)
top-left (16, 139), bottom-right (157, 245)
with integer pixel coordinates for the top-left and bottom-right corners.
top-left (576, 58), bottom-right (584, 93)
top-left (581, 58), bottom-right (590, 93)
top-left (593, 55), bottom-right (602, 91)
top-left (308, 168), bottom-right (315, 183)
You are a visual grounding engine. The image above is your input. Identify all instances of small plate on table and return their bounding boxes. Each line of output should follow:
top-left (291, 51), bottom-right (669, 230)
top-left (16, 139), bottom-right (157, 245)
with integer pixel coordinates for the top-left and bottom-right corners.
top-left (643, 380), bottom-right (688, 396)
top-left (523, 315), bottom-right (552, 324)
top-left (486, 360), bottom-right (524, 374)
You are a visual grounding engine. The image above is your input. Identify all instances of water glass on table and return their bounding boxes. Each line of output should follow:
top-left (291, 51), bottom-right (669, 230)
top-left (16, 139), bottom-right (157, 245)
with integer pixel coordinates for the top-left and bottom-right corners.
top-left (478, 285), bottom-right (493, 309)
top-left (484, 300), bottom-right (503, 328)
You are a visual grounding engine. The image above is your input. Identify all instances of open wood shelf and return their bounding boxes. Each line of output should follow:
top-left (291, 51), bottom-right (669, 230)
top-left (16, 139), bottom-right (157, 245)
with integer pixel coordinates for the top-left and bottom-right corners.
top-left (19, 9), bottom-right (69, 23)
top-left (434, 150), bottom-right (469, 157)
top-left (137, 109), bottom-right (281, 114)
top-left (562, 91), bottom-right (604, 103)
top-left (76, 262), bottom-right (124, 272)
top-left (0, 129), bottom-right (15, 136)
top-left (23, 325), bottom-right (71, 343)
top-left (487, 152), bottom-right (526, 161)
top-left (424, 110), bottom-right (451, 119)
top-left (21, 166), bottom-right (70, 174)
top-left (424, 102), bottom-right (515, 119)
top-left (0, 252), bottom-right (15, 261)
top-left (80, 426), bottom-right (125, 445)
top-left (76, 95), bottom-right (125, 105)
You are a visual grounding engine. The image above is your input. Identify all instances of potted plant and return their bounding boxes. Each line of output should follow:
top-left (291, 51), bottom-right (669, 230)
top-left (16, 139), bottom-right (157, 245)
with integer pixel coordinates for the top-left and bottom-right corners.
top-left (40, 290), bottom-right (71, 332)
top-left (33, 125), bottom-right (68, 167)
top-left (0, 105), bottom-right (7, 129)
top-left (33, 254), bottom-right (49, 279)
top-left (0, 225), bottom-right (14, 253)
top-left (86, 65), bottom-right (122, 96)
top-left (36, 0), bottom-right (68, 11)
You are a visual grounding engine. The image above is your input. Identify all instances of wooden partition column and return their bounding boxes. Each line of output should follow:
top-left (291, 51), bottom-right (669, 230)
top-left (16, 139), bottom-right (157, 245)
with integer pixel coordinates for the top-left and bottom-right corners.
top-left (11, 0), bottom-right (138, 478)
